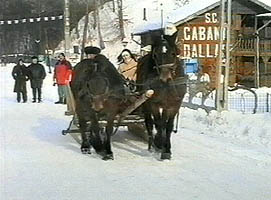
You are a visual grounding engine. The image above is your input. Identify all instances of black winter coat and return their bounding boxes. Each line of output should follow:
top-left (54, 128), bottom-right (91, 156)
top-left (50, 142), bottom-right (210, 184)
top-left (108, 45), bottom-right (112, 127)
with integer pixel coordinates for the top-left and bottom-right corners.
top-left (12, 64), bottom-right (28, 93)
top-left (27, 63), bottom-right (46, 88)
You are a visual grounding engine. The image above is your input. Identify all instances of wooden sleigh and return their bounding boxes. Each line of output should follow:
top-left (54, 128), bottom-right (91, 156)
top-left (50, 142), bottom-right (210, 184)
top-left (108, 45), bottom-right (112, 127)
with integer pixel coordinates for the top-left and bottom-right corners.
top-left (62, 84), bottom-right (153, 143)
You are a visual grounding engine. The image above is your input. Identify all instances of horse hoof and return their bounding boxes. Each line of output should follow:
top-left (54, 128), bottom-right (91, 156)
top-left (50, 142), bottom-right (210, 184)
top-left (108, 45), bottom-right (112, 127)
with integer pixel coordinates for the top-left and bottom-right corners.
top-left (81, 148), bottom-right (91, 154)
top-left (102, 154), bottom-right (114, 161)
top-left (161, 152), bottom-right (171, 160)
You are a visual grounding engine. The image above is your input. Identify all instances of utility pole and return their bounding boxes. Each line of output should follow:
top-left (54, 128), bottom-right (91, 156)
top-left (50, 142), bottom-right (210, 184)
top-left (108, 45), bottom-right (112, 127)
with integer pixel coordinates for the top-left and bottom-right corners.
top-left (216, 0), bottom-right (231, 111)
top-left (64, 0), bottom-right (70, 55)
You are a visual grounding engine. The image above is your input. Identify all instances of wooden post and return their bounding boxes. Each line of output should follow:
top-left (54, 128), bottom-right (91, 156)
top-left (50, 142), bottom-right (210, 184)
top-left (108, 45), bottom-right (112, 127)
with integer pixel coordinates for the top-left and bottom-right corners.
top-left (216, 0), bottom-right (226, 112)
top-left (223, 0), bottom-right (231, 110)
top-left (255, 16), bottom-right (260, 88)
top-left (65, 84), bottom-right (76, 115)
top-left (216, 0), bottom-right (231, 112)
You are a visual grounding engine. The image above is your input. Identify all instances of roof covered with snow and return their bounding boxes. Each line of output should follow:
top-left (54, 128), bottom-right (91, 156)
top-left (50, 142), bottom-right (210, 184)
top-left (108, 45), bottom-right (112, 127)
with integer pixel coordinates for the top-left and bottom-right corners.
top-left (133, 0), bottom-right (271, 35)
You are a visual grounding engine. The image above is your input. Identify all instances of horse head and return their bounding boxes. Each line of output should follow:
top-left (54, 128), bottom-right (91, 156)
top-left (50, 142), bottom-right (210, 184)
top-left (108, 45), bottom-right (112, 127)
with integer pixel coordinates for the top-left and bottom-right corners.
top-left (151, 32), bottom-right (179, 82)
top-left (81, 61), bottom-right (110, 112)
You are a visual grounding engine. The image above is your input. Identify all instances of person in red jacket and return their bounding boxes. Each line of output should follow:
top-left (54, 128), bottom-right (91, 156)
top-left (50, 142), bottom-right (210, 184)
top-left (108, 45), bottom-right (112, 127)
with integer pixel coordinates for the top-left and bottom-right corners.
top-left (53, 53), bottom-right (72, 104)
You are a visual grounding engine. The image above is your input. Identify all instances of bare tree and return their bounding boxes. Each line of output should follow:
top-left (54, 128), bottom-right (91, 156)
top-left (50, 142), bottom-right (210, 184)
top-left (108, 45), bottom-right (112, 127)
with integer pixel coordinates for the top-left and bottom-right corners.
top-left (80, 0), bottom-right (89, 61)
top-left (92, 9), bottom-right (97, 30)
top-left (44, 28), bottom-right (52, 73)
top-left (112, 0), bottom-right (116, 12)
top-left (95, 0), bottom-right (105, 49)
top-left (117, 0), bottom-right (125, 39)
top-left (75, 25), bottom-right (80, 39)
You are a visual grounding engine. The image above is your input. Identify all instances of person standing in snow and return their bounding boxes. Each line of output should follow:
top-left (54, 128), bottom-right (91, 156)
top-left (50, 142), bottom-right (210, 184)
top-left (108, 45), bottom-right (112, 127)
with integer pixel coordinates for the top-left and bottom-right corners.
top-left (12, 59), bottom-right (29, 103)
top-left (53, 53), bottom-right (72, 104)
top-left (117, 49), bottom-right (138, 81)
top-left (27, 56), bottom-right (46, 103)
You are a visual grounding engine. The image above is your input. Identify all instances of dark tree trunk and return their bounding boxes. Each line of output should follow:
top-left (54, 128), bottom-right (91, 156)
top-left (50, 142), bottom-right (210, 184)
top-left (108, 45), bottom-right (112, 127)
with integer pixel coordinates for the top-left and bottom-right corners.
top-left (80, 0), bottom-right (89, 61)
top-left (75, 25), bottom-right (80, 39)
top-left (117, 0), bottom-right (125, 39)
top-left (112, 0), bottom-right (115, 12)
top-left (93, 9), bottom-right (97, 30)
top-left (96, 0), bottom-right (105, 49)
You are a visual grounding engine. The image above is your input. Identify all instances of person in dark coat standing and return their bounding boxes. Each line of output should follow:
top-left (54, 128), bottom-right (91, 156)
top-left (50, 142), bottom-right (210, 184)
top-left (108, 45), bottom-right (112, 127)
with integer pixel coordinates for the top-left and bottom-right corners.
top-left (27, 56), bottom-right (46, 103)
top-left (12, 59), bottom-right (29, 103)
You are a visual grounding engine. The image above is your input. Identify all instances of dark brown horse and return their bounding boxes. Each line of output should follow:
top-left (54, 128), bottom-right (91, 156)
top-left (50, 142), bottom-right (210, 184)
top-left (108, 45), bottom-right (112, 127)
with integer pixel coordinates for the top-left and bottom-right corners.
top-left (136, 32), bottom-right (187, 160)
top-left (71, 55), bottom-right (125, 160)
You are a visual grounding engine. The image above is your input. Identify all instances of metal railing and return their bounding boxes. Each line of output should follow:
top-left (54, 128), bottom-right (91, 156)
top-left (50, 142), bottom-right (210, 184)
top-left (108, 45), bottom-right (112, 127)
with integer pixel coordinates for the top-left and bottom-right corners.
top-left (183, 82), bottom-right (271, 114)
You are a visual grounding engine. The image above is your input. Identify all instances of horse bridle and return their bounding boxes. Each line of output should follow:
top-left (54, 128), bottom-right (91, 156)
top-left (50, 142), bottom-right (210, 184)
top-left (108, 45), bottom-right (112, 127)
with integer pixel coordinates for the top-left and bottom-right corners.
top-left (151, 36), bottom-right (178, 76)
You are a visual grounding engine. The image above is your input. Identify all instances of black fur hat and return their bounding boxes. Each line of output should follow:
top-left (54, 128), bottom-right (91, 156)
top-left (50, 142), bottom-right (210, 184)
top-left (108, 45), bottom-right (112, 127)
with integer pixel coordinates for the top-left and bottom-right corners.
top-left (31, 56), bottom-right (38, 60)
top-left (84, 46), bottom-right (101, 55)
top-left (59, 53), bottom-right (65, 57)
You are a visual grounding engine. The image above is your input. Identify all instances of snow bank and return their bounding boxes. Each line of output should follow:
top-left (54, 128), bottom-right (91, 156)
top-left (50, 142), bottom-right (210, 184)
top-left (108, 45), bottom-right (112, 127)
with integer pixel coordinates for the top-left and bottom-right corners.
top-left (180, 107), bottom-right (271, 147)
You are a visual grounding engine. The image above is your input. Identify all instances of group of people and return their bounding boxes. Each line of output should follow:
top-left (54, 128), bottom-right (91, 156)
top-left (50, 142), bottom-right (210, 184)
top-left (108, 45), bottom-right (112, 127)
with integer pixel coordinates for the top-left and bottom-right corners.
top-left (12, 46), bottom-right (139, 105)
top-left (12, 56), bottom-right (46, 103)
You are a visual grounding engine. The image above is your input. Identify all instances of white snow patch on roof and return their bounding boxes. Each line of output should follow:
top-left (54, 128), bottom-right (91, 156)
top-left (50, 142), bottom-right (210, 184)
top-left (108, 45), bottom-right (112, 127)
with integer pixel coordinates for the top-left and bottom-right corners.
top-left (133, 0), bottom-right (271, 34)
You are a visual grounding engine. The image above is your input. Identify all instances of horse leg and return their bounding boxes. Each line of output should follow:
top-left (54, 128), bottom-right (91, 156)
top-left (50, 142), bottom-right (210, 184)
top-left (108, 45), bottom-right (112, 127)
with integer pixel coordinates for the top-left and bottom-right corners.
top-left (90, 120), bottom-right (104, 153)
top-left (79, 118), bottom-right (91, 154)
top-left (156, 109), bottom-right (170, 160)
top-left (161, 118), bottom-right (173, 160)
top-left (144, 112), bottom-right (154, 151)
top-left (152, 107), bottom-right (164, 150)
top-left (103, 118), bottom-right (114, 160)
top-left (161, 109), bottom-right (178, 160)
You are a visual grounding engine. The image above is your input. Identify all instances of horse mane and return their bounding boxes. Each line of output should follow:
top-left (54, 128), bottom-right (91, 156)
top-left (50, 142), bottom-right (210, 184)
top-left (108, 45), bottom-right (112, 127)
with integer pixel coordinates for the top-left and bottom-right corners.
top-left (136, 54), bottom-right (156, 84)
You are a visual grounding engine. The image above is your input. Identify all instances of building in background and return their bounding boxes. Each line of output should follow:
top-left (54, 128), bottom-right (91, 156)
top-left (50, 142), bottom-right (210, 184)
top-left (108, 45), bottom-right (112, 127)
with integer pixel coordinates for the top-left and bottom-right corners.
top-left (134, 0), bottom-right (271, 88)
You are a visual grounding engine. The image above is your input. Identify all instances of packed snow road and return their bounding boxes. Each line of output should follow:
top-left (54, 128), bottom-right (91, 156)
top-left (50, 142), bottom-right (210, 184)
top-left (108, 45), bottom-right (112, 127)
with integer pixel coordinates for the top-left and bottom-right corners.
top-left (1, 66), bottom-right (271, 200)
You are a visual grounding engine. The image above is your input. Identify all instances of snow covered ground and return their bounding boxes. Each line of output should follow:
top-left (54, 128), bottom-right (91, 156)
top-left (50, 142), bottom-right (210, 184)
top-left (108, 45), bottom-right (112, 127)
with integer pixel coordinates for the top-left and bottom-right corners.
top-left (1, 64), bottom-right (271, 200)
